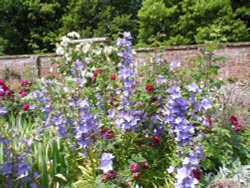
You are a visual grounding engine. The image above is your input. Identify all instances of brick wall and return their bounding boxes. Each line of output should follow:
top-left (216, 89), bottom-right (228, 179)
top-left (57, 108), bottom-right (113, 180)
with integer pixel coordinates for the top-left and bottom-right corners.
top-left (0, 42), bottom-right (249, 87)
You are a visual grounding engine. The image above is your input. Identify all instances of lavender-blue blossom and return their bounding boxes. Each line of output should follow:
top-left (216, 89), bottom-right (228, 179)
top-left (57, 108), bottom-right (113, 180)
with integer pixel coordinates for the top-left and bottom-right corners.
top-left (0, 106), bottom-right (7, 116)
top-left (99, 152), bottom-right (114, 173)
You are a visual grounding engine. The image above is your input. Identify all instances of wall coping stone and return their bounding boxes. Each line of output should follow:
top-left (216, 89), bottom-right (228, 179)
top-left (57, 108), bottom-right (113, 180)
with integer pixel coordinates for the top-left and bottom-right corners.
top-left (135, 42), bottom-right (250, 52)
top-left (0, 42), bottom-right (249, 58)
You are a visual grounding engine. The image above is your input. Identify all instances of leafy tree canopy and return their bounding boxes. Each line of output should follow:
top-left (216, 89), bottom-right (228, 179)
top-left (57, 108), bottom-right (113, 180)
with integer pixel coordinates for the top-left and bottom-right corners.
top-left (0, 0), bottom-right (249, 54)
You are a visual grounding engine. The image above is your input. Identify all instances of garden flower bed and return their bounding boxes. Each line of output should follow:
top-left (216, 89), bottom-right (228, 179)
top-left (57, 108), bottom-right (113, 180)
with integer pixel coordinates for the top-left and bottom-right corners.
top-left (0, 32), bottom-right (249, 188)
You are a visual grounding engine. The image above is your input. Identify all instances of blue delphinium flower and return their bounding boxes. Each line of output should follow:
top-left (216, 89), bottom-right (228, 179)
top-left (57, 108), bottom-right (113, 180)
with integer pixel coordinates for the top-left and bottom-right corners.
top-left (75, 98), bottom-right (98, 151)
top-left (158, 81), bottom-right (206, 187)
top-left (109, 32), bottom-right (145, 131)
top-left (170, 61), bottom-right (181, 71)
top-left (0, 136), bottom-right (36, 187)
top-left (0, 106), bottom-right (7, 116)
top-left (99, 152), bottom-right (114, 173)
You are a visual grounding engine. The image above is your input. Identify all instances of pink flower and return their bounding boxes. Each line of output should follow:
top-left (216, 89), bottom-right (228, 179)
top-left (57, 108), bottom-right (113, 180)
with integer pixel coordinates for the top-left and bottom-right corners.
top-left (110, 75), bottom-right (117, 80)
top-left (145, 85), bottom-right (155, 91)
top-left (21, 91), bottom-right (28, 98)
top-left (130, 162), bottom-right (141, 173)
top-left (18, 88), bottom-right (26, 94)
top-left (22, 104), bottom-right (29, 110)
top-left (20, 80), bottom-right (31, 86)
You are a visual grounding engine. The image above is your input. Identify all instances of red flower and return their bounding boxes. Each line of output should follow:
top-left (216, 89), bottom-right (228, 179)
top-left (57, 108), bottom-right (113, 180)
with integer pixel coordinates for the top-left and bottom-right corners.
top-left (145, 85), bottom-right (155, 91)
top-left (0, 80), bottom-right (4, 85)
top-left (149, 135), bottom-right (161, 147)
top-left (230, 116), bottom-right (242, 131)
top-left (234, 124), bottom-right (242, 131)
top-left (5, 90), bottom-right (14, 97)
top-left (18, 88), bottom-right (26, 94)
top-left (131, 85), bottom-right (136, 89)
top-left (110, 75), bottom-right (117, 80)
top-left (22, 104), bottom-right (29, 110)
top-left (101, 170), bottom-right (117, 182)
top-left (193, 170), bottom-right (201, 181)
top-left (0, 80), bottom-right (8, 91)
top-left (130, 162), bottom-right (141, 173)
top-left (92, 76), bottom-right (97, 83)
top-left (205, 117), bottom-right (213, 126)
top-left (142, 162), bottom-right (149, 169)
top-left (21, 91), bottom-right (28, 98)
top-left (230, 116), bottom-right (238, 126)
top-left (148, 141), bottom-right (157, 147)
top-left (94, 69), bottom-right (106, 76)
top-left (0, 91), bottom-right (5, 96)
top-left (100, 128), bottom-right (115, 140)
top-left (20, 80), bottom-right (31, 86)
top-left (153, 135), bottom-right (160, 143)
top-left (132, 172), bottom-right (141, 180)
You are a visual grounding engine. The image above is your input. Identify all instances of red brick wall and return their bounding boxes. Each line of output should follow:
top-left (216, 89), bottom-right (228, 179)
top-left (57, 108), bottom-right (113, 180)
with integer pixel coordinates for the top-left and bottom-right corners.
top-left (0, 42), bottom-right (249, 87)
top-left (135, 42), bottom-right (250, 81)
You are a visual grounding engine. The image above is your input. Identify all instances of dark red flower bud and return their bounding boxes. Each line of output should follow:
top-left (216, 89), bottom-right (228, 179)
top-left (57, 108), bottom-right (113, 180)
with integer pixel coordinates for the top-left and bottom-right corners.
top-left (145, 85), bottom-right (155, 91)
top-left (101, 128), bottom-right (115, 140)
top-left (110, 75), bottom-right (117, 80)
top-left (132, 172), bottom-right (141, 180)
top-left (101, 170), bottom-right (117, 182)
top-left (94, 69), bottom-right (106, 77)
top-left (149, 141), bottom-right (157, 147)
top-left (153, 135), bottom-right (160, 143)
top-left (193, 170), bottom-right (201, 181)
top-left (92, 76), bottom-right (97, 83)
top-left (22, 104), bottom-right (29, 110)
top-left (142, 162), bottom-right (149, 169)
top-left (131, 85), bottom-right (136, 89)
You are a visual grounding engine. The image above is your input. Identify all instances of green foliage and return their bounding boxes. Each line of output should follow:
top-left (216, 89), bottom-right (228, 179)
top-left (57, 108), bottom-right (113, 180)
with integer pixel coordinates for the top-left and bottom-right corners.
top-left (137, 0), bottom-right (250, 46)
top-left (1, 0), bottom-right (250, 54)
top-left (60, 0), bottom-right (141, 41)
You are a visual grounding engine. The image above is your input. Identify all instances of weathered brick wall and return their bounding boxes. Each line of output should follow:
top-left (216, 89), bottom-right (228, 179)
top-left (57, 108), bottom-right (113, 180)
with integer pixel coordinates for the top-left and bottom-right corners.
top-left (134, 42), bottom-right (250, 81)
top-left (0, 42), bottom-right (249, 87)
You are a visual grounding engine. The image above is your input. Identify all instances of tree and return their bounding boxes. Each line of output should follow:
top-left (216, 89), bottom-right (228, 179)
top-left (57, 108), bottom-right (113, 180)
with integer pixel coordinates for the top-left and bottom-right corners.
top-left (137, 0), bottom-right (250, 46)
top-left (59, 0), bottom-right (142, 41)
